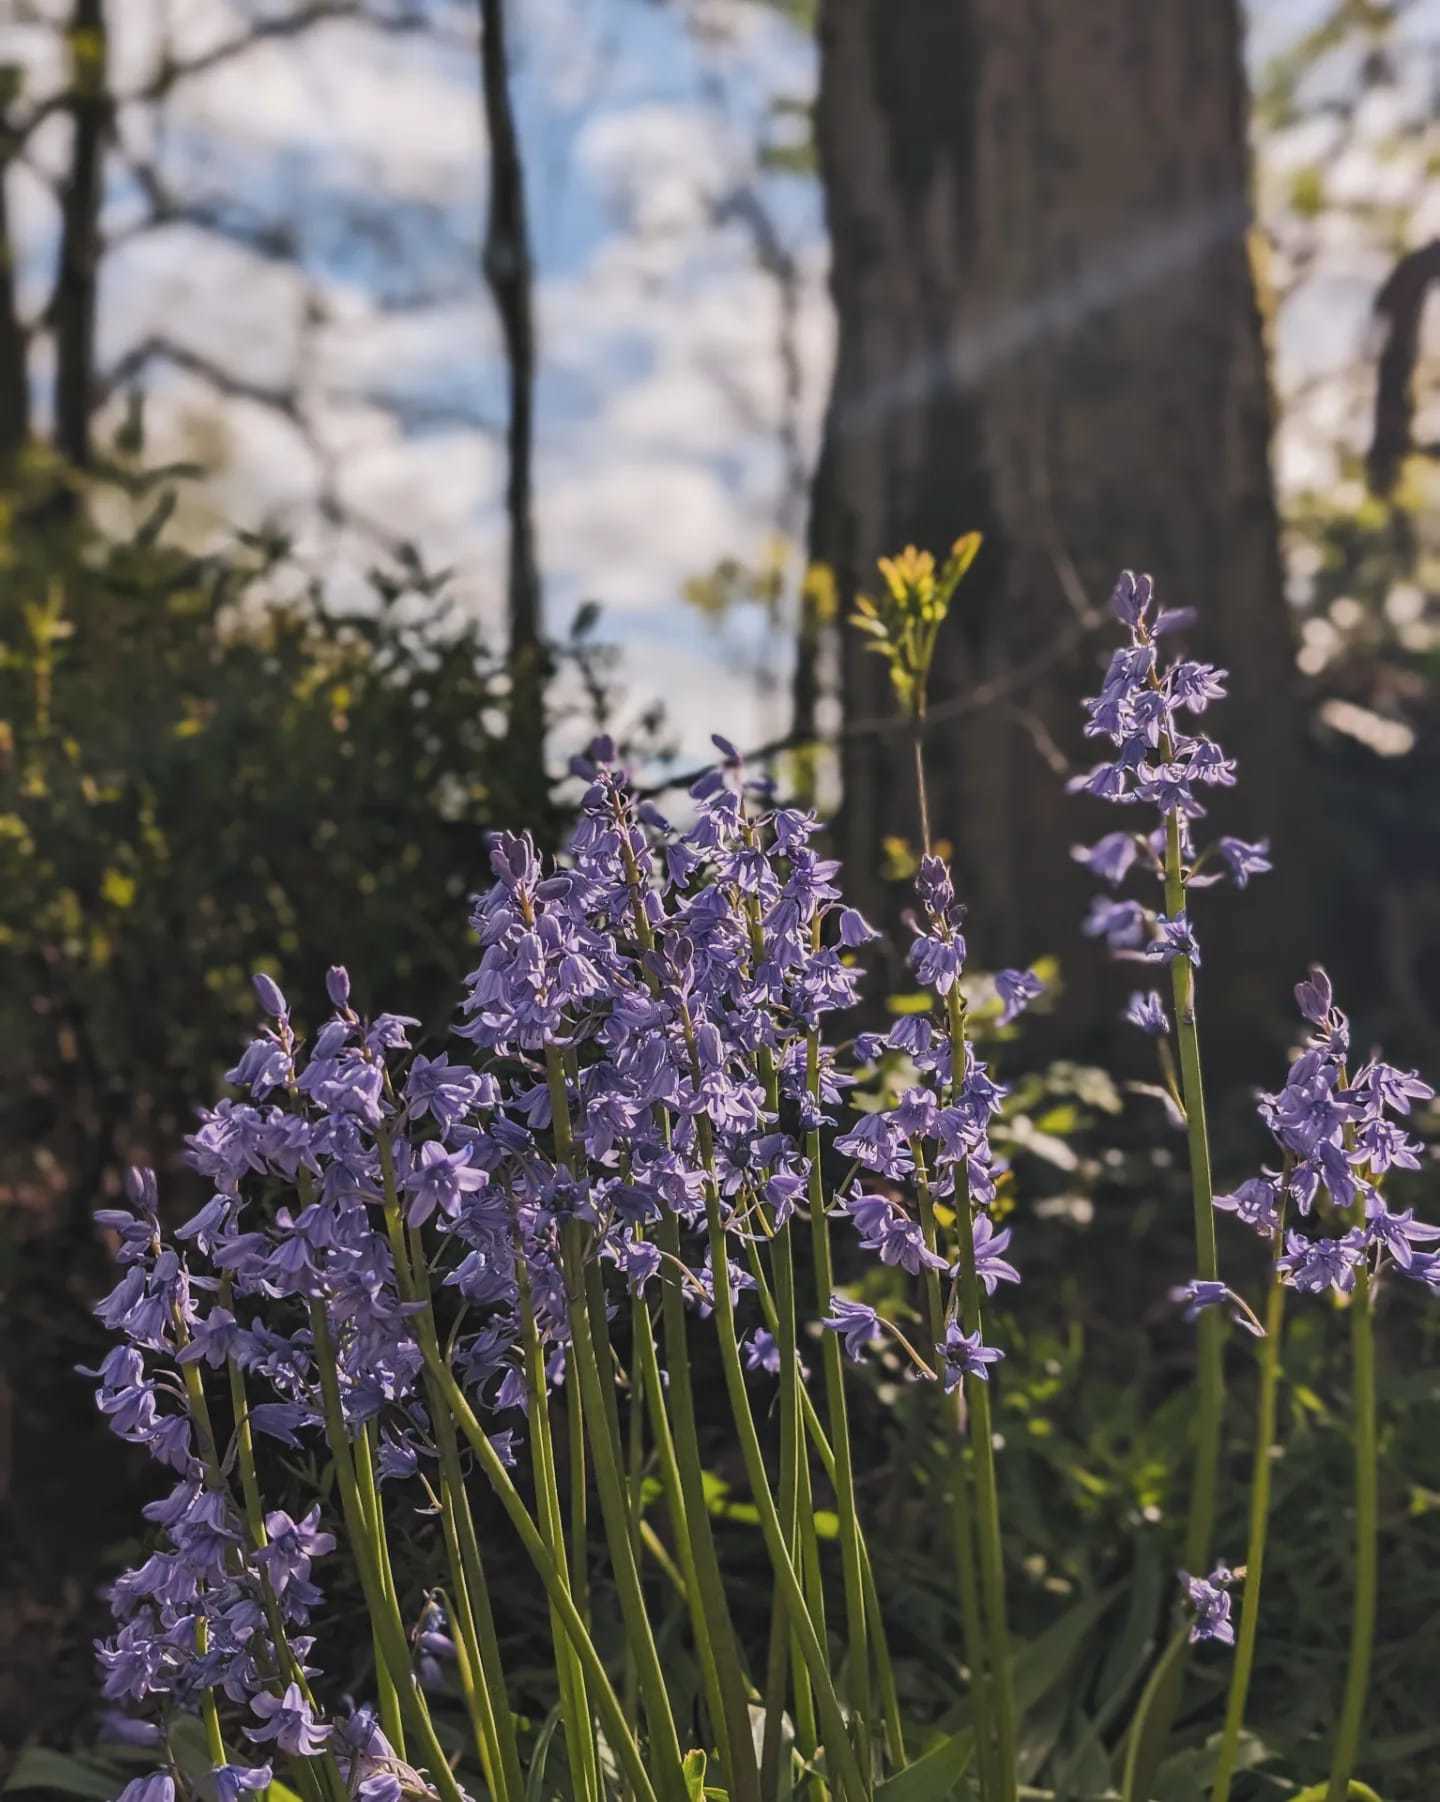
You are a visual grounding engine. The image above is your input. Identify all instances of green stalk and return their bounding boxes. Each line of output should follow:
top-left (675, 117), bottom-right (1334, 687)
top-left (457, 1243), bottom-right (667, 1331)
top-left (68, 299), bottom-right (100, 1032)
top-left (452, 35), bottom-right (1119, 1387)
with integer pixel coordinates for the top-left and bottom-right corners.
top-left (1121, 1625), bottom-right (1189, 1802)
top-left (631, 1288), bottom-right (741, 1777)
top-left (754, 1028), bottom-right (818, 1786)
top-left (654, 1200), bottom-right (764, 1801)
top-left (567, 1347), bottom-right (591, 1630)
top-left (547, 1050), bottom-right (690, 1801)
top-left (353, 1422), bottom-right (412, 1760)
top-left (794, 1379), bottom-right (905, 1765)
top-left (952, 1166), bottom-right (1017, 1802)
top-left (222, 1355), bottom-right (348, 1802)
top-left (517, 1244), bottom-right (600, 1802)
top-left (1212, 1241), bottom-right (1287, 1802)
top-left (562, 1220), bottom-right (691, 1802)
top-left (796, 1426), bottom-right (830, 1799)
top-left (1165, 808), bottom-right (1226, 1576)
top-left (1326, 1264), bottom-right (1378, 1801)
top-left (1126, 805), bottom-right (1227, 1798)
top-left (612, 786), bottom-right (761, 1801)
top-left (307, 1301), bottom-right (466, 1802)
top-left (913, 1144), bottom-right (995, 1802)
top-left (623, 1292), bottom-right (648, 1727)
top-left (377, 1148), bottom-right (521, 1797)
top-left (700, 1169), bottom-right (871, 1802)
top-left (422, 1348), bottom-right (661, 1802)
top-left (807, 1027), bottom-right (875, 1771)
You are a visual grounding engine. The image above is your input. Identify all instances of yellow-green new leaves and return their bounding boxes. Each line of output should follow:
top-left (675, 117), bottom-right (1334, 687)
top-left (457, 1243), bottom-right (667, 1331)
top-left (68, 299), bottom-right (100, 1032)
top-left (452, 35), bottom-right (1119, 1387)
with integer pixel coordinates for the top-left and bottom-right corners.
top-left (849, 533), bottom-right (982, 718)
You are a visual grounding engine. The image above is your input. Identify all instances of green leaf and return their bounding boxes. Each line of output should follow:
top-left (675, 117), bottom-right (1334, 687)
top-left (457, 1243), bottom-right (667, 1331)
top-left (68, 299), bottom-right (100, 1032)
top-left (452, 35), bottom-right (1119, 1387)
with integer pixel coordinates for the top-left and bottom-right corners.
top-left (3, 1749), bottom-right (121, 1799)
top-left (877, 1591), bottom-right (1116, 1802)
top-left (1290, 1786), bottom-right (1383, 1802)
top-left (683, 1748), bottom-right (709, 1800)
top-left (873, 1722), bottom-right (976, 1802)
top-left (1150, 1731), bottom-right (1269, 1801)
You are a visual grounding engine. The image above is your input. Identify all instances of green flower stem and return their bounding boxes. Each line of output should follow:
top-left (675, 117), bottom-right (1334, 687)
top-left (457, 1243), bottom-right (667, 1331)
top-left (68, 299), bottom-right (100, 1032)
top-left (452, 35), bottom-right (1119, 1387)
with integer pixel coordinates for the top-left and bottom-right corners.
top-left (352, 1422), bottom-right (412, 1761)
top-left (568, 1355), bottom-right (591, 1627)
top-left (794, 1381), bottom-right (906, 1766)
top-left (175, 1294), bottom-right (344, 1802)
top-left (953, 1169), bottom-right (1017, 1802)
top-left (653, 1198), bottom-right (764, 1800)
top-left (422, 1346), bottom-right (660, 1802)
top-left (737, 1228), bottom-right (905, 1771)
top-left (807, 1026), bottom-right (876, 1769)
top-left (698, 1157), bottom-right (871, 1802)
top-left (623, 1292), bottom-right (648, 1726)
top-left (614, 794), bottom-right (762, 1802)
top-left (755, 1032), bottom-right (819, 1785)
top-left (1126, 806), bottom-right (1227, 1800)
top-left (1165, 807), bottom-right (1226, 1576)
top-left (631, 1285), bottom-right (744, 1781)
top-left (795, 1426), bottom-right (829, 1798)
top-left (1212, 1238), bottom-right (1287, 1802)
top-left (195, 1617), bottom-right (228, 1765)
top-left (222, 1355), bottom-right (348, 1802)
top-left (562, 1220), bottom-right (691, 1802)
top-left (400, 1227), bottom-right (523, 1802)
top-left (1121, 1624), bottom-right (1189, 1802)
top-left (913, 1144), bottom-right (996, 1802)
top-left (307, 1300), bottom-right (466, 1802)
top-left (547, 1049), bottom-right (690, 1802)
top-left (516, 1241), bottom-right (601, 1802)
top-left (1327, 1263), bottom-right (1378, 1802)
top-left (378, 1146), bottom-right (522, 1797)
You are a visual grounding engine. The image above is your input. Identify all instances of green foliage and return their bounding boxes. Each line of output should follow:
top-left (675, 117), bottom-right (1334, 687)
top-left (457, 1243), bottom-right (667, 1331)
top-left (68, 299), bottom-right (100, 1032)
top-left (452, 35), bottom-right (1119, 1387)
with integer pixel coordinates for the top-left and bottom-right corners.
top-left (0, 446), bottom-right (629, 1219)
top-left (849, 536), bottom-right (982, 719)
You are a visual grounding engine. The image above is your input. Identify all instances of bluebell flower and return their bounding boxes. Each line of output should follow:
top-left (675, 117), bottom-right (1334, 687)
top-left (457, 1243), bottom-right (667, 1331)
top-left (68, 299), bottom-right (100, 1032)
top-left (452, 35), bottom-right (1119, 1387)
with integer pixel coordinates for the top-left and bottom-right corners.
top-left (1123, 990), bottom-right (1170, 1037)
top-left (1179, 1567), bottom-right (1236, 1646)
top-left (1071, 831), bottom-right (1139, 886)
top-left (1143, 913), bottom-right (1201, 968)
top-left (251, 972), bottom-right (289, 1018)
top-left (1082, 897), bottom-right (1148, 951)
top-left (995, 968), bottom-right (1044, 1025)
top-left (820, 1295), bottom-right (881, 1362)
top-left (940, 1323), bottom-right (1003, 1391)
top-left (1212, 1175), bottom-right (1281, 1237)
top-left (114, 1774), bottom-right (177, 1802)
top-left (1215, 836), bottom-right (1272, 889)
top-left (246, 1682), bottom-right (332, 1754)
top-left (213, 1765), bottom-right (273, 1802)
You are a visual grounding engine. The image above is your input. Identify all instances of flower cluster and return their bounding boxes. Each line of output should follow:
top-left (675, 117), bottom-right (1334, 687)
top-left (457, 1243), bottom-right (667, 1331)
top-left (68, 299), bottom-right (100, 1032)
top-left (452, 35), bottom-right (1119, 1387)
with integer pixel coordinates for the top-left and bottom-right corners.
top-left (1214, 968), bottom-right (1439, 1298)
top-left (90, 730), bottom-right (1043, 1789)
top-left (1068, 570), bottom-right (1269, 993)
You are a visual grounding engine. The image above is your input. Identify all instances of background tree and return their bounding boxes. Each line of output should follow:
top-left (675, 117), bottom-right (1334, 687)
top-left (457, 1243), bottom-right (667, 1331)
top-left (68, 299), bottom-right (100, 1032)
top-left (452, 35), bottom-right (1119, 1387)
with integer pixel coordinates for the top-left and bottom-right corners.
top-left (808, 0), bottom-right (1311, 1062)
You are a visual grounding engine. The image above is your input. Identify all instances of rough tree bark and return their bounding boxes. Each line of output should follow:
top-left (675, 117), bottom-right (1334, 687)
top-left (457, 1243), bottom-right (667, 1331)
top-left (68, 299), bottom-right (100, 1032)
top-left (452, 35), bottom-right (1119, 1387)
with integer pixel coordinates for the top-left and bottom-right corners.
top-left (809, 0), bottom-right (1312, 1060)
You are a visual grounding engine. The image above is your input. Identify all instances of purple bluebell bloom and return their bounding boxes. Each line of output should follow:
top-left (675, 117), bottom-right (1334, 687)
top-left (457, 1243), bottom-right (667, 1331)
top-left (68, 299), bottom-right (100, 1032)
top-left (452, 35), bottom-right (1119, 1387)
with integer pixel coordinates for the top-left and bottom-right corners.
top-left (819, 1295), bottom-right (881, 1363)
top-left (995, 968), bottom-right (1044, 1026)
top-left (940, 1324), bottom-right (1003, 1391)
top-left (246, 1682), bottom-right (332, 1754)
top-left (1179, 1567), bottom-right (1236, 1646)
top-left (1123, 990), bottom-right (1170, 1037)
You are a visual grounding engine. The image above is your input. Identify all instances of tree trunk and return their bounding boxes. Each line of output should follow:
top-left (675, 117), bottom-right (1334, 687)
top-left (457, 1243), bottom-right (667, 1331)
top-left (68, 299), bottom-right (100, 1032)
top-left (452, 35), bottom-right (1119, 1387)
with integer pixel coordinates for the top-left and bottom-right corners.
top-left (0, 127), bottom-right (30, 468)
top-left (810, 0), bottom-right (1310, 1065)
top-left (478, 0), bottom-right (547, 808)
top-left (53, 0), bottom-right (109, 470)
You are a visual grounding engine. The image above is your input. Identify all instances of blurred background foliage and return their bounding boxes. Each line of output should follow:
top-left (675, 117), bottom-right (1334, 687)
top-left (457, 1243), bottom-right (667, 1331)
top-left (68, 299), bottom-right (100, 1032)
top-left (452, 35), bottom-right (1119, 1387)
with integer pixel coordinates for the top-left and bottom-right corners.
top-left (4, 0), bottom-right (1440, 1794)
